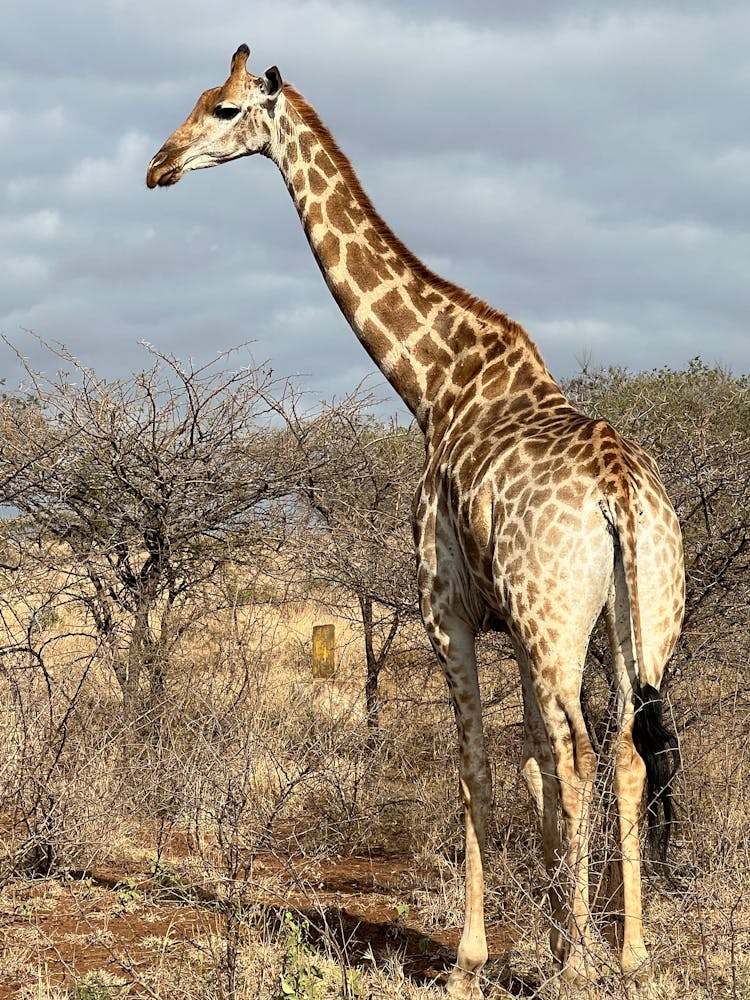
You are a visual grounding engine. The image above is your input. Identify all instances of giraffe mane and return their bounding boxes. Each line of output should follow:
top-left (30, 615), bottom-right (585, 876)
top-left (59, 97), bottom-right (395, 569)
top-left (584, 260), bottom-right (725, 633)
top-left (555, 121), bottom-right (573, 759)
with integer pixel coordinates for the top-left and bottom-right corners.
top-left (282, 85), bottom-right (544, 362)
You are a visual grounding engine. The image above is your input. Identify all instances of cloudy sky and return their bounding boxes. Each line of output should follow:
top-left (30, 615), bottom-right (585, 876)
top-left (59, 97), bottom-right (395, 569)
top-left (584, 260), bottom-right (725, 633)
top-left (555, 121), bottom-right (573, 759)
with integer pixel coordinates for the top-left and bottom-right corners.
top-left (1, 1), bottom-right (748, 409)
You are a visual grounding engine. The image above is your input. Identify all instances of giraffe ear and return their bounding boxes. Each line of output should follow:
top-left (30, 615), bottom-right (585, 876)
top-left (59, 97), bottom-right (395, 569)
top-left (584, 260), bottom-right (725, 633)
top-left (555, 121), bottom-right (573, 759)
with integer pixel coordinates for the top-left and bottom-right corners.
top-left (262, 66), bottom-right (283, 99)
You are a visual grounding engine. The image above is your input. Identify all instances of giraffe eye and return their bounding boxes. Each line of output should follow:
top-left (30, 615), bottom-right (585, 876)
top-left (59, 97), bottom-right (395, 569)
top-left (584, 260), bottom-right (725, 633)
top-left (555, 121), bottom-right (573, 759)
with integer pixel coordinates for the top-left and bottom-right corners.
top-left (213, 105), bottom-right (241, 121)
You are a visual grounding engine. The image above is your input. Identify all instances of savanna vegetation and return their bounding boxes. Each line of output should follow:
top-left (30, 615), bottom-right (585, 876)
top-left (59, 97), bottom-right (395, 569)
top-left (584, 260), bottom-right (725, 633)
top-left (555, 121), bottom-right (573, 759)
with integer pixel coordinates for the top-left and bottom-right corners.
top-left (0, 345), bottom-right (747, 999)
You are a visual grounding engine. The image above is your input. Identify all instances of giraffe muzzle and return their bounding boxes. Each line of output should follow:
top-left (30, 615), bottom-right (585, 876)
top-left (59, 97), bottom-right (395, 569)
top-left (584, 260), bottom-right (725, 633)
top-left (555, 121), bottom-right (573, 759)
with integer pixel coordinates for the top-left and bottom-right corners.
top-left (146, 149), bottom-right (183, 189)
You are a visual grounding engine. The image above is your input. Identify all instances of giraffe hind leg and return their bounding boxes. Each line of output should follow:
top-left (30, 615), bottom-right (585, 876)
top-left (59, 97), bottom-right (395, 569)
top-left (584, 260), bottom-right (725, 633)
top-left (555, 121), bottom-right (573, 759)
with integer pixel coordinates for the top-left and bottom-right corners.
top-left (549, 697), bottom-right (600, 983)
top-left (518, 659), bottom-right (567, 965)
top-left (522, 643), bottom-right (601, 984)
top-left (605, 567), bottom-right (679, 980)
top-left (605, 587), bottom-right (650, 978)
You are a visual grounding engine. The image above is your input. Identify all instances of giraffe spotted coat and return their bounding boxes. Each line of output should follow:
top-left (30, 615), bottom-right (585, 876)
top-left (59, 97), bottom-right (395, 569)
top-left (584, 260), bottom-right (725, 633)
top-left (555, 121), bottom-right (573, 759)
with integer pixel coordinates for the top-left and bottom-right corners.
top-left (147, 45), bottom-right (685, 998)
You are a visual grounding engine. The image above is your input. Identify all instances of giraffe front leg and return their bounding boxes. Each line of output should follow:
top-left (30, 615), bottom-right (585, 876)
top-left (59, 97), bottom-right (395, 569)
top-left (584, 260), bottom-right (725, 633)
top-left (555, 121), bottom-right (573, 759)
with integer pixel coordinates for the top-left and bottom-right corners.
top-left (428, 619), bottom-right (489, 999)
top-left (446, 772), bottom-right (489, 1000)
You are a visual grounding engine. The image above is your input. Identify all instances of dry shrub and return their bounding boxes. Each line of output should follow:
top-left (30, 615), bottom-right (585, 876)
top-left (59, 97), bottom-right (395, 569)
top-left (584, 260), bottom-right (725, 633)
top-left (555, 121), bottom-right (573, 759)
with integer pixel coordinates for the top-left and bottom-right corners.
top-left (0, 647), bottom-right (127, 877)
top-left (0, 360), bottom-right (748, 998)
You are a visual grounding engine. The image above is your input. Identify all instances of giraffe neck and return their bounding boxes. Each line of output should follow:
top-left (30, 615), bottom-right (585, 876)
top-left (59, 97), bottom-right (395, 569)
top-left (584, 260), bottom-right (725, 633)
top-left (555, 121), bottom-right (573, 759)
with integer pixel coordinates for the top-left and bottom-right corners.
top-left (266, 87), bottom-right (554, 433)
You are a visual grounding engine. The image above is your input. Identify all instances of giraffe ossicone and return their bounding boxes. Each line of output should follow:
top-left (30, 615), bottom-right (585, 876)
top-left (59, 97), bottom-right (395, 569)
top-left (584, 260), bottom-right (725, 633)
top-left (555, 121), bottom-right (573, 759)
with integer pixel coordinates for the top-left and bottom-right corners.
top-left (147, 44), bottom-right (684, 996)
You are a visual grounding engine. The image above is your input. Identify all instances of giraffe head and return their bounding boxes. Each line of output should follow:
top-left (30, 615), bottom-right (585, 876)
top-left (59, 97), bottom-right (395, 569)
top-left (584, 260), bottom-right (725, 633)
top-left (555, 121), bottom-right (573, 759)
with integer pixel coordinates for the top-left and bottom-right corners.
top-left (146, 44), bottom-right (283, 188)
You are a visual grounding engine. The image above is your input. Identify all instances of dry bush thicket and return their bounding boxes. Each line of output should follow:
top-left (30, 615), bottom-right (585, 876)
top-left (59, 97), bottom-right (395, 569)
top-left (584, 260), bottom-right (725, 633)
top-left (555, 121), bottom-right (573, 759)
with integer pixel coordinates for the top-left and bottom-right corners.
top-left (0, 351), bottom-right (748, 998)
top-left (279, 391), bottom-right (423, 731)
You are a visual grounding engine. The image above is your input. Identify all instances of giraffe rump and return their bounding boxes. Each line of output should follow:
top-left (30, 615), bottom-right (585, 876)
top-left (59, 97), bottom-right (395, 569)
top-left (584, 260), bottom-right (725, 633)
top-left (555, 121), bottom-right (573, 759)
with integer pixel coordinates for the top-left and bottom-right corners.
top-left (632, 681), bottom-right (681, 864)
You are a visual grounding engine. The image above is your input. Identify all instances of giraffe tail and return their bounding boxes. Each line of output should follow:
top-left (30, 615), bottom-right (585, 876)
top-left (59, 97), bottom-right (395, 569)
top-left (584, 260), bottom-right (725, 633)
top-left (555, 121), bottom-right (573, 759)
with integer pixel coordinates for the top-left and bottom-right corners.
top-left (632, 683), bottom-right (680, 864)
top-left (610, 492), bottom-right (680, 865)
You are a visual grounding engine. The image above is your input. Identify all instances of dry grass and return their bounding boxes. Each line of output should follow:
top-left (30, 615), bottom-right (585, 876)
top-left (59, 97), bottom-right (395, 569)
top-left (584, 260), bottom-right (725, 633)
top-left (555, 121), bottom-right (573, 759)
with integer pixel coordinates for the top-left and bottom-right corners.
top-left (0, 584), bottom-right (748, 999)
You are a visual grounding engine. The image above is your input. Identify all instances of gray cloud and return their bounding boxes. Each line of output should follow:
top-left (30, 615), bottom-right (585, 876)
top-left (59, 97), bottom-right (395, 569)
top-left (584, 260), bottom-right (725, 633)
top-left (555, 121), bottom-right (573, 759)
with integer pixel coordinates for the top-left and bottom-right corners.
top-left (1, 0), bottom-right (748, 409)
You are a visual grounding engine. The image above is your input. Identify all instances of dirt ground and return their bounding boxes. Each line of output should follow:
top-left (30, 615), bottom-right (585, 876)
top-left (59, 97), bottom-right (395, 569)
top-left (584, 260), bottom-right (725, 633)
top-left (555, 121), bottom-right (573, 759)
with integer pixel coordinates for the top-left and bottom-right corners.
top-left (0, 847), bottom-right (518, 998)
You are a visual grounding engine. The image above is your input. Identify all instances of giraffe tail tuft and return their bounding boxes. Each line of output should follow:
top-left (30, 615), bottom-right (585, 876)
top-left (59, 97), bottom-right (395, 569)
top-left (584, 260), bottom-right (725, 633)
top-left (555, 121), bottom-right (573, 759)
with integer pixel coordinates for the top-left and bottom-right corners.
top-left (632, 682), bottom-right (681, 864)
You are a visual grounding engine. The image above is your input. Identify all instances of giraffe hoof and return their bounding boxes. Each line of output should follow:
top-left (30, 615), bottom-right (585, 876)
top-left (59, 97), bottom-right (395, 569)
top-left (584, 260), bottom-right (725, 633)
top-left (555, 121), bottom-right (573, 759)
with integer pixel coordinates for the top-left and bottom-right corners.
top-left (620, 947), bottom-right (651, 983)
top-left (561, 957), bottom-right (600, 985)
top-left (446, 967), bottom-right (484, 999)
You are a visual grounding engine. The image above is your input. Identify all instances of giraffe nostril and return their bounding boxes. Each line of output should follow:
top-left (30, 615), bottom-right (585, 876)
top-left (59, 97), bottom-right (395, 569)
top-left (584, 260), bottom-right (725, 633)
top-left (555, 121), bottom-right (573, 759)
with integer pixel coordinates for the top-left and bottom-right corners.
top-left (149, 150), bottom-right (168, 170)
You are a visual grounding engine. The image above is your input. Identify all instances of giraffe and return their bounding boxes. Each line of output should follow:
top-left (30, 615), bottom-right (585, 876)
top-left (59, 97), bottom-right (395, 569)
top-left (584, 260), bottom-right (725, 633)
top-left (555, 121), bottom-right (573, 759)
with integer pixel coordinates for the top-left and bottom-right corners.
top-left (146, 44), bottom-right (685, 997)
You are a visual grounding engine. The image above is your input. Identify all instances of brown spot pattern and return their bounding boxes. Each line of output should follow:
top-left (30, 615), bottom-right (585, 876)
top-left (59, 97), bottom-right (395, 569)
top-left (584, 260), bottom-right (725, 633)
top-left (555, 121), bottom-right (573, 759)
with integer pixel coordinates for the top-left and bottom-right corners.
top-left (298, 130), bottom-right (315, 162)
top-left (261, 83), bottom-right (686, 986)
top-left (315, 148), bottom-right (337, 176)
top-left (317, 230), bottom-right (340, 268)
top-left (347, 242), bottom-right (392, 292)
top-left (308, 167), bottom-right (328, 195)
top-left (371, 288), bottom-right (419, 337)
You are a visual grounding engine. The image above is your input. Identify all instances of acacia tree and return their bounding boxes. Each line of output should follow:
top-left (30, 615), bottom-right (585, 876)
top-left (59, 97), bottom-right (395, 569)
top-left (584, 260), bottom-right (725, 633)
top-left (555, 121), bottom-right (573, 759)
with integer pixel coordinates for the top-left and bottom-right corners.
top-left (0, 343), bottom-right (301, 729)
top-left (285, 392), bottom-right (422, 731)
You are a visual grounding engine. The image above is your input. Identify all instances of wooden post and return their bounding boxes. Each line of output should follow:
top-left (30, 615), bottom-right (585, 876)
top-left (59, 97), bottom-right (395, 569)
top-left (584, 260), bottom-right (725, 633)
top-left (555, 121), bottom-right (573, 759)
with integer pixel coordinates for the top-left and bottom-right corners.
top-left (312, 624), bottom-right (336, 679)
